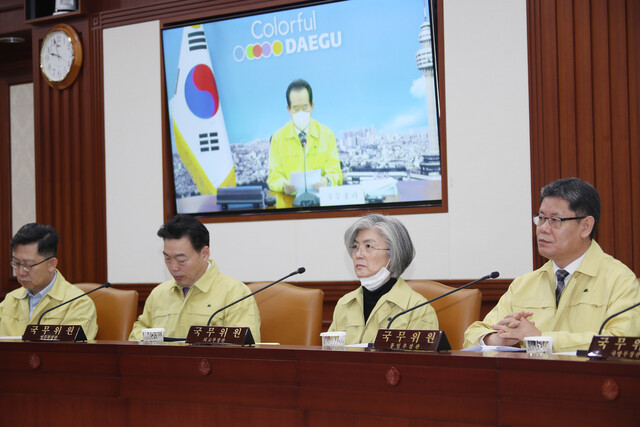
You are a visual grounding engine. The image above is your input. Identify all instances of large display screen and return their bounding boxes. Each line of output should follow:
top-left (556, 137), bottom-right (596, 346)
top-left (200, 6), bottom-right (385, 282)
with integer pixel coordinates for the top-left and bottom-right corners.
top-left (162, 0), bottom-right (441, 215)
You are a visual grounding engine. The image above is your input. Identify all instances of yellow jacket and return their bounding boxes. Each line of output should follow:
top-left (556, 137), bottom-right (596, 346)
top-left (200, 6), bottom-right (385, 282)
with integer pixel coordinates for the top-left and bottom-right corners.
top-left (329, 278), bottom-right (439, 345)
top-left (463, 241), bottom-right (640, 352)
top-left (267, 119), bottom-right (343, 193)
top-left (0, 270), bottom-right (98, 339)
top-left (129, 261), bottom-right (261, 341)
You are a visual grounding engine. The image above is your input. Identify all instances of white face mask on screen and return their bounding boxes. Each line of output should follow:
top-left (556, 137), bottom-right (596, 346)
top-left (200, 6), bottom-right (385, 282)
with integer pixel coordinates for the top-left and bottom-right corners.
top-left (359, 264), bottom-right (391, 292)
top-left (291, 111), bottom-right (311, 132)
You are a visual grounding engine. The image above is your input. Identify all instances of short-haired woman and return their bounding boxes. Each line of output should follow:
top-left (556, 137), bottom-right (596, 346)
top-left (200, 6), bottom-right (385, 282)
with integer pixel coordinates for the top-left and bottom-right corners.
top-left (328, 214), bottom-right (438, 344)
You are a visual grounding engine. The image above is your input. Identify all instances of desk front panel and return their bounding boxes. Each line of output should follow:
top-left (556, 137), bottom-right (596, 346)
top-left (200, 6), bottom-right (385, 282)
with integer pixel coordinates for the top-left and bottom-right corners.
top-left (498, 354), bottom-right (640, 426)
top-left (1, 341), bottom-right (640, 426)
top-left (298, 350), bottom-right (498, 425)
top-left (0, 340), bottom-right (124, 425)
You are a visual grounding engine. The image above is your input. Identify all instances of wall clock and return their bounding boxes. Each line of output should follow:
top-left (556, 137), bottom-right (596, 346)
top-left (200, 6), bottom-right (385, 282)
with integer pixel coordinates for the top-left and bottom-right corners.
top-left (40, 24), bottom-right (83, 89)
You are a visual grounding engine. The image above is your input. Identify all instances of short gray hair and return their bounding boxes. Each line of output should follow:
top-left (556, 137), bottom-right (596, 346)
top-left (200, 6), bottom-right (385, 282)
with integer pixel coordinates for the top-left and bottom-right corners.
top-left (344, 213), bottom-right (415, 277)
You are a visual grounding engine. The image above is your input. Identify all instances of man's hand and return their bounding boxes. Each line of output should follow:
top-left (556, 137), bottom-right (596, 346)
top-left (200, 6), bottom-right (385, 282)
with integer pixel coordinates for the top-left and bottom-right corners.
top-left (485, 311), bottom-right (539, 346)
top-left (311, 177), bottom-right (329, 191)
top-left (283, 180), bottom-right (296, 195)
top-left (484, 331), bottom-right (519, 347)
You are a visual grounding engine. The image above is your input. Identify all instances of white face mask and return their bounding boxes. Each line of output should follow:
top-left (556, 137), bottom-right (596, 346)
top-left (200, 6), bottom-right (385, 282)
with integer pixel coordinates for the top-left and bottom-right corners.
top-left (360, 265), bottom-right (391, 292)
top-left (291, 111), bottom-right (311, 131)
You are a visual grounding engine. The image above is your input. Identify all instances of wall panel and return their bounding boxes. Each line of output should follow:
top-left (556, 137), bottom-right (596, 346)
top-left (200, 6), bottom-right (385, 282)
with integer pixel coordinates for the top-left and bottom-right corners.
top-left (528, 0), bottom-right (640, 273)
top-left (629, 0), bottom-right (640, 274)
top-left (0, 61), bottom-right (32, 297)
top-left (31, 19), bottom-right (107, 283)
top-left (10, 83), bottom-right (36, 235)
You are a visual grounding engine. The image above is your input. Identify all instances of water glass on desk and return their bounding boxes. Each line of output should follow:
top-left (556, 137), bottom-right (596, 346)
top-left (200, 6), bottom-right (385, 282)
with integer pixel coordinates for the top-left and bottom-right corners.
top-left (320, 331), bottom-right (346, 349)
top-left (524, 336), bottom-right (553, 357)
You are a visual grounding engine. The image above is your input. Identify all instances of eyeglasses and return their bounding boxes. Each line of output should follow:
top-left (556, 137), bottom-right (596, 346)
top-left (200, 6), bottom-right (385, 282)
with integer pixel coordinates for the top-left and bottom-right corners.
top-left (11, 256), bottom-right (54, 272)
top-left (350, 243), bottom-right (390, 255)
top-left (533, 215), bottom-right (586, 229)
top-left (289, 104), bottom-right (312, 113)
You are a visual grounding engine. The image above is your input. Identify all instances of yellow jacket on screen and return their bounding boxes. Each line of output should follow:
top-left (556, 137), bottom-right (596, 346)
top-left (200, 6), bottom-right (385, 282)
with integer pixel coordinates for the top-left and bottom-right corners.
top-left (463, 241), bottom-right (640, 352)
top-left (329, 278), bottom-right (439, 345)
top-left (129, 261), bottom-right (261, 341)
top-left (0, 270), bottom-right (98, 339)
top-left (268, 119), bottom-right (343, 193)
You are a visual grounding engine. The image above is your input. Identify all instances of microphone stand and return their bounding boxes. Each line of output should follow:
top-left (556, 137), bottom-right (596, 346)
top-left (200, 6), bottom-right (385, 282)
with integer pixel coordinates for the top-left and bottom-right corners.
top-left (293, 132), bottom-right (320, 207)
top-left (37, 282), bottom-right (111, 324)
top-left (206, 267), bottom-right (306, 326)
top-left (386, 272), bottom-right (499, 329)
top-left (598, 301), bottom-right (640, 335)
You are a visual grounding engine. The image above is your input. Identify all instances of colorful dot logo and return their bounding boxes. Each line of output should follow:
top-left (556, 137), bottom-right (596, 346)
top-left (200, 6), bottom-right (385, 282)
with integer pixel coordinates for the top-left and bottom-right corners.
top-left (234, 40), bottom-right (284, 62)
top-left (184, 64), bottom-right (219, 119)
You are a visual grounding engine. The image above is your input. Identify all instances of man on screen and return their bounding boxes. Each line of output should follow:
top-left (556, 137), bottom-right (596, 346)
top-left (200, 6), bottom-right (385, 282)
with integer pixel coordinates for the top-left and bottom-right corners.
top-left (463, 178), bottom-right (640, 353)
top-left (0, 223), bottom-right (98, 338)
top-left (267, 79), bottom-right (343, 196)
top-left (129, 215), bottom-right (261, 341)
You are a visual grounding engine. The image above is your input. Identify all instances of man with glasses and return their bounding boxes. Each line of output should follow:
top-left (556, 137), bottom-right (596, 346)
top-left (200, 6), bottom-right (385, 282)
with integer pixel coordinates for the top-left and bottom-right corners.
top-left (464, 178), bottom-right (640, 352)
top-left (0, 223), bottom-right (97, 338)
top-left (129, 215), bottom-right (260, 341)
top-left (267, 78), bottom-right (343, 196)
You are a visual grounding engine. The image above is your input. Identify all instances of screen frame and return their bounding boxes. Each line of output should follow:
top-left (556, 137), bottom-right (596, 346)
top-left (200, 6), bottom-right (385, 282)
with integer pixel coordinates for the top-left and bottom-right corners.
top-left (159, 0), bottom-right (447, 223)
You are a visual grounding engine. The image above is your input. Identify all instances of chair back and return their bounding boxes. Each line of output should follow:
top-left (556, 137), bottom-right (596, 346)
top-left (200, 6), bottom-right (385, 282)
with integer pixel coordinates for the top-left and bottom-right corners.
top-left (247, 282), bottom-right (323, 346)
top-left (76, 283), bottom-right (139, 341)
top-left (406, 280), bottom-right (482, 350)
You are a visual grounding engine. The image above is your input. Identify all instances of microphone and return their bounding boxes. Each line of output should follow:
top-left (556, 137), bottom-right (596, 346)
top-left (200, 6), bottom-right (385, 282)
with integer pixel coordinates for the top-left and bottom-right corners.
top-left (386, 272), bottom-right (499, 329)
top-left (598, 301), bottom-right (640, 335)
top-left (37, 282), bottom-right (111, 325)
top-left (206, 267), bottom-right (306, 326)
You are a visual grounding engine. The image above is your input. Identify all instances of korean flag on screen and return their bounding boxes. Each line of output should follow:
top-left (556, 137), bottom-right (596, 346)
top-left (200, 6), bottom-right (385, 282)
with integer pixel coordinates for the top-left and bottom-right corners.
top-left (170, 25), bottom-right (236, 195)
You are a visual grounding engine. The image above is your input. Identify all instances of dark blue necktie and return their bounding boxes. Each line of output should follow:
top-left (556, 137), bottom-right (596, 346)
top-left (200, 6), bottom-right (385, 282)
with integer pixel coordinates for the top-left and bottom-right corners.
top-left (299, 131), bottom-right (307, 146)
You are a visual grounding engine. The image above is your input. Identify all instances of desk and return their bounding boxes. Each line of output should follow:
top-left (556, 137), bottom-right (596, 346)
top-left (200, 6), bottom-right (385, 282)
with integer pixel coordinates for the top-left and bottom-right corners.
top-left (1, 341), bottom-right (638, 426)
top-left (271, 179), bottom-right (443, 209)
top-left (176, 179), bottom-right (442, 212)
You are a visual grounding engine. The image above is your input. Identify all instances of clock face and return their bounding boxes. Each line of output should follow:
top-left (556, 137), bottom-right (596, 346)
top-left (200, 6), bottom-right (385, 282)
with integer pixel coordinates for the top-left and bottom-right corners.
top-left (39, 24), bottom-right (82, 89)
top-left (40, 30), bottom-right (75, 82)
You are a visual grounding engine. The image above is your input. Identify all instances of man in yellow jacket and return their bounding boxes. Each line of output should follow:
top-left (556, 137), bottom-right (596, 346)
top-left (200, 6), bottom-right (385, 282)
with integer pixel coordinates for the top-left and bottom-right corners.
top-left (129, 215), bottom-right (261, 341)
top-left (267, 79), bottom-right (342, 197)
top-left (464, 178), bottom-right (640, 353)
top-left (0, 223), bottom-right (98, 339)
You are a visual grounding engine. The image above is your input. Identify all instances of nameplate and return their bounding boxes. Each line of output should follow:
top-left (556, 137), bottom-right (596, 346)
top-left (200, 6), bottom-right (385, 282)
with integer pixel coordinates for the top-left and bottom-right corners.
top-left (22, 325), bottom-right (87, 342)
top-left (587, 335), bottom-right (640, 360)
top-left (373, 329), bottom-right (451, 352)
top-left (186, 326), bottom-right (255, 346)
top-left (319, 185), bottom-right (365, 206)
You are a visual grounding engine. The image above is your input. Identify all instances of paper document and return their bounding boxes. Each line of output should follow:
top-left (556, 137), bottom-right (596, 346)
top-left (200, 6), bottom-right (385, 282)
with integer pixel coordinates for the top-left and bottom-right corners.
top-left (290, 169), bottom-right (321, 194)
top-left (461, 345), bottom-right (526, 352)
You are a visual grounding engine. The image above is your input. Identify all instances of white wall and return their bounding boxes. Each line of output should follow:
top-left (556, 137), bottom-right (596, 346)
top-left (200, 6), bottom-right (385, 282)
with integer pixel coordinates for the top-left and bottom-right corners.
top-left (103, 21), bottom-right (167, 283)
top-left (10, 83), bottom-right (36, 234)
top-left (103, 0), bottom-right (532, 285)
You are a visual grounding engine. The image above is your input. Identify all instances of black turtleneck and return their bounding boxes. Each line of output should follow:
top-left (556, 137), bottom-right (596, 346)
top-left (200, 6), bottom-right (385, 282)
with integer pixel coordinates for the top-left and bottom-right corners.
top-left (362, 277), bottom-right (397, 322)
